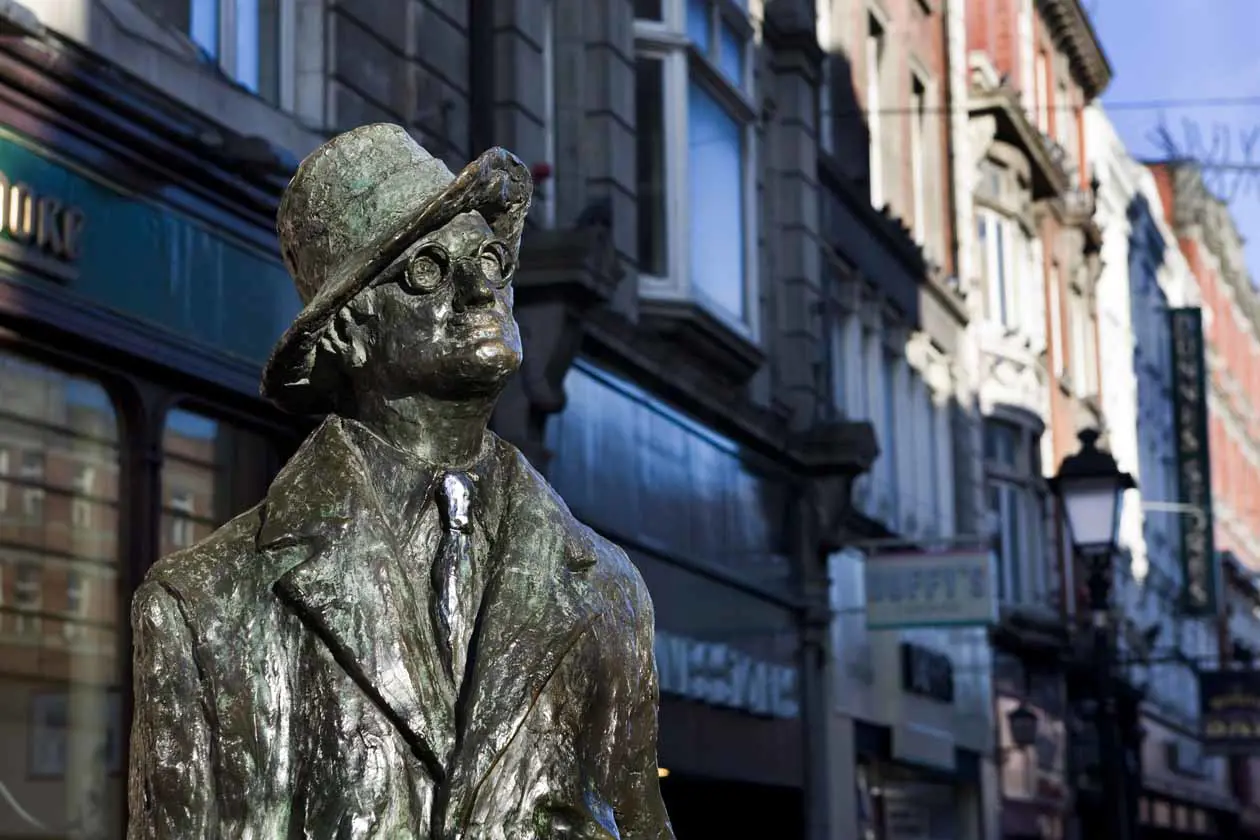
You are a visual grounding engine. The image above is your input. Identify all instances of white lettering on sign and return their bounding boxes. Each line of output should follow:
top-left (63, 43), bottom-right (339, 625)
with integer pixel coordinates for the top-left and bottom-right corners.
top-left (864, 550), bottom-right (998, 630)
top-left (653, 630), bottom-right (799, 719)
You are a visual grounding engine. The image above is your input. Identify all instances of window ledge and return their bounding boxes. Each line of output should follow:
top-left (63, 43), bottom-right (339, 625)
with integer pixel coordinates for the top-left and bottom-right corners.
top-left (639, 296), bottom-right (765, 383)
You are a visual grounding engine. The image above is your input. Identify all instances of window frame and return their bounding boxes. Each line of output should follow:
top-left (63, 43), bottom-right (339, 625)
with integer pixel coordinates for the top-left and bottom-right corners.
top-left (909, 70), bottom-right (929, 244)
top-left (189, 0), bottom-right (299, 112)
top-left (983, 418), bottom-right (1049, 607)
top-left (537, 0), bottom-right (558, 229)
top-left (634, 0), bottom-right (761, 338)
top-left (865, 9), bottom-right (888, 210)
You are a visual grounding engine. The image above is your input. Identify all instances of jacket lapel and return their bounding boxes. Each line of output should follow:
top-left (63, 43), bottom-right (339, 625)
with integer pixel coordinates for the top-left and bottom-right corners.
top-left (260, 417), bottom-right (456, 781)
top-left (441, 450), bottom-right (603, 834)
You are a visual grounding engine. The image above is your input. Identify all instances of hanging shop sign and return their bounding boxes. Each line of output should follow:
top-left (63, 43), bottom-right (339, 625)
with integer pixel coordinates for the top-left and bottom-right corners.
top-left (653, 630), bottom-right (799, 719)
top-left (1169, 307), bottom-right (1218, 616)
top-left (1199, 669), bottom-right (1260, 755)
top-left (864, 550), bottom-right (997, 630)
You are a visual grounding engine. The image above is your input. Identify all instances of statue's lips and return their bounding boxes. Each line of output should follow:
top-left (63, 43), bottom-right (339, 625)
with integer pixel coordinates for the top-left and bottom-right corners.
top-left (449, 310), bottom-right (508, 338)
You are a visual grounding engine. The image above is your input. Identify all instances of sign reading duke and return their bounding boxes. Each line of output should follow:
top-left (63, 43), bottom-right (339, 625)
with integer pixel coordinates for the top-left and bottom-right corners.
top-left (864, 550), bottom-right (997, 630)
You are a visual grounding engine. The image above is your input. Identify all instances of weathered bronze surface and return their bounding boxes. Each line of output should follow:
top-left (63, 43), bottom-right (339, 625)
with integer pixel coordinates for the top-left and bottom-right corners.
top-left (127, 123), bottom-right (675, 839)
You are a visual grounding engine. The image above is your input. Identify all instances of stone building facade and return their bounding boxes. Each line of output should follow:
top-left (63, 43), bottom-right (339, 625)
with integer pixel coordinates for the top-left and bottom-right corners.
top-left (962, 1), bottom-right (1116, 838)
top-left (0, 0), bottom-right (886, 837)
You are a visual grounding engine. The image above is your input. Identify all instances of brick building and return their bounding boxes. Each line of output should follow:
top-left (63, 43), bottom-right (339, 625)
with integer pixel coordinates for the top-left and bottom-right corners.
top-left (962, 0), bottom-right (1117, 838)
top-left (815, 0), bottom-right (989, 835)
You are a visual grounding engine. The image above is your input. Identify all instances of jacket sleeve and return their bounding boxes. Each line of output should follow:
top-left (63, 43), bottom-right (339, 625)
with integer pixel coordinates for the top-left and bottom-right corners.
top-left (614, 572), bottom-right (676, 840)
top-left (127, 581), bottom-right (217, 839)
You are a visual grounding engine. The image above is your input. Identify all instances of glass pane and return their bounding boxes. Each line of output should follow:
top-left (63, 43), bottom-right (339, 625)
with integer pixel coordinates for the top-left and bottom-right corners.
top-left (160, 409), bottom-right (279, 557)
top-left (634, 0), bottom-right (663, 20)
top-left (718, 21), bottom-right (745, 87)
top-left (233, 0), bottom-right (282, 102)
top-left (190, 0), bottom-right (220, 59)
top-left (687, 80), bottom-right (746, 320)
top-left (256, 0), bottom-right (283, 105)
top-left (0, 351), bottom-right (123, 836)
top-left (687, 0), bottom-right (711, 54)
top-left (635, 57), bottom-right (669, 277)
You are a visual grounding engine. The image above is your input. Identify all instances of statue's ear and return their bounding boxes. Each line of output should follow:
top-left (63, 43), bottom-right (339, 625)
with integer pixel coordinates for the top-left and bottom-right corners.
top-left (319, 294), bottom-right (377, 372)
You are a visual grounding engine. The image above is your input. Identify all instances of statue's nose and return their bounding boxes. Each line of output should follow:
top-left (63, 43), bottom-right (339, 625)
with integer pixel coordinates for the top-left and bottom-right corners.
top-left (452, 259), bottom-right (495, 311)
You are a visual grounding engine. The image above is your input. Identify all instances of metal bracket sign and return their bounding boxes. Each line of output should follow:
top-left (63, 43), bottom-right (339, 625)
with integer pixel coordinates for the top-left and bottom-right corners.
top-left (1168, 307), bottom-right (1217, 616)
top-left (863, 549), bottom-right (998, 630)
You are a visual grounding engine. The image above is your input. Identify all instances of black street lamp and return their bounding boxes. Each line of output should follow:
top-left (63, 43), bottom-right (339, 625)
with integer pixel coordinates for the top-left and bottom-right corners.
top-left (1051, 429), bottom-right (1137, 840)
top-left (1007, 702), bottom-right (1040, 750)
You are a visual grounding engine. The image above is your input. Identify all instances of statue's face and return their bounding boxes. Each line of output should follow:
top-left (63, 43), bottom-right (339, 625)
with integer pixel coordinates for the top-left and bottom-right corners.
top-left (349, 211), bottom-right (523, 401)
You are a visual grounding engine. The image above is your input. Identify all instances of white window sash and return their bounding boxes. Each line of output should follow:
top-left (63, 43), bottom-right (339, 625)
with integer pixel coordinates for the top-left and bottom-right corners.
top-left (866, 18), bottom-right (884, 209)
top-left (635, 1), bottom-right (758, 332)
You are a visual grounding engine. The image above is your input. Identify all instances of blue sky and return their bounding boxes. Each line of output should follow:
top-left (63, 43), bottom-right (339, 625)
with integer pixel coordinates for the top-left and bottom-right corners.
top-left (1090, 0), bottom-right (1260, 279)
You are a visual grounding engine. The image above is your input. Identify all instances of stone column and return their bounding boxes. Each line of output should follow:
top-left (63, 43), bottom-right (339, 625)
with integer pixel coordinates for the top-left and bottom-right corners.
top-left (791, 419), bottom-right (879, 840)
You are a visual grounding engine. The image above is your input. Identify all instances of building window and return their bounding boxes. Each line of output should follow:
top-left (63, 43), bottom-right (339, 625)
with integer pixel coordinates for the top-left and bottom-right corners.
top-left (1069, 292), bottom-right (1095, 394)
top-left (1056, 79), bottom-right (1073, 152)
top-left (865, 13), bottom-right (886, 209)
top-left (1035, 51), bottom-right (1050, 132)
top-left (0, 447), bottom-right (8, 513)
top-left (910, 74), bottom-right (928, 243)
top-left (536, 0), bottom-right (558, 229)
top-left (817, 0), bottom-right (836, 156)
top-left (13, 559), bottom-right (42, 635)
top-left (984, 419), bottom-right (1048, 606)
top-left (161, 407), bottom-right (280, 558)
top-left (818, 58), bottom-right (836, 157)
top-left (72, 465), bottom-right (95, 529)
top-left (63, 568), bottom-right (88, 641)
top-left (1049, 266), bottom-right (1066, 377)
top-left (635, 0), bottom-right (757, 326)
top-left (143, 0), bottom-right (297, 110)
top-left (20, 450), bottom-right (45, 520)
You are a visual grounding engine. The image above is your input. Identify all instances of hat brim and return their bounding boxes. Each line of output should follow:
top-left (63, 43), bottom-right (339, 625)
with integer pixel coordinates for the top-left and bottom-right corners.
top-left (260, 147), bottom-right (533, 415)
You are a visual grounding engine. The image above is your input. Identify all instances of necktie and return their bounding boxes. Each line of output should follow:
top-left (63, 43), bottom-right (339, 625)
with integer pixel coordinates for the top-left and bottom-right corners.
top-left (432, 471), bottom-right (476, 689)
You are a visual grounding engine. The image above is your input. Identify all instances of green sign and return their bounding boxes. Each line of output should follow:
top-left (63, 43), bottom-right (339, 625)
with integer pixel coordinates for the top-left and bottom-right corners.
top-left (1169, 307), bottom-right (1217, 616)
top-left (0, 130), bottom-right (300, 366)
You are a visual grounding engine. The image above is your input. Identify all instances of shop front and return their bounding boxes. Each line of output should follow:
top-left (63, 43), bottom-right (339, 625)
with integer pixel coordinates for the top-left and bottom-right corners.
top-left (0, 34), bottom-right (303, 838)
top-left (993, 638), bottom-right (1072, 840)
top-left (842, 632), bottom-right (991, 840)
top-left (1136, 717), bottom-right (1238, 840)
top-left (546, 361), bottom-right (807, 838)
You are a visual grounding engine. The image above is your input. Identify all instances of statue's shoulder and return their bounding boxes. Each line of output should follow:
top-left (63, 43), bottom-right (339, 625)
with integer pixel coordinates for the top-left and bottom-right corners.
top-left (139, 503), bottom-right (271, 620)
top-left (491, 435), bottom-right (655, 627)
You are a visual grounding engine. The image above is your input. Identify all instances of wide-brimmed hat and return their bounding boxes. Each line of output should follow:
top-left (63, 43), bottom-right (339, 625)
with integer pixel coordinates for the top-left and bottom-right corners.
top-left (260, 123), bottom-right (533, 415)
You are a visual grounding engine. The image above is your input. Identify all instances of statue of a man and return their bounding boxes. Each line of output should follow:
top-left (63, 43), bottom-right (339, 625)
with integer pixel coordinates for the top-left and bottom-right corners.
top-left (127, 124), bottom-right (675, 840)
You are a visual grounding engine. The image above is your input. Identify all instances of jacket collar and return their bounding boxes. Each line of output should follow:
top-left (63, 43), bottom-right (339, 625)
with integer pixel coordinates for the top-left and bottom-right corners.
top-left (259, 415), bottom-right (603, 812)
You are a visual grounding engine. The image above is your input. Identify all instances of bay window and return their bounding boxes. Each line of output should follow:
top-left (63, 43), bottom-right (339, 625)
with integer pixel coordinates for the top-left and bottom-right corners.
top-left (984, 419), bottom-right (1049, 607)
top-left (635, 0), bottom-right (758, 329)
top-left (143, 0), bottom-right (297, 110)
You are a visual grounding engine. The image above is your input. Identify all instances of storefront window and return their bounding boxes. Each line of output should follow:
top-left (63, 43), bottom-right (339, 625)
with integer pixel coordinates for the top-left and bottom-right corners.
top-left (160, 408), bottom-right (280, 557)
top-left (0, 351), bottom-right (123, 837)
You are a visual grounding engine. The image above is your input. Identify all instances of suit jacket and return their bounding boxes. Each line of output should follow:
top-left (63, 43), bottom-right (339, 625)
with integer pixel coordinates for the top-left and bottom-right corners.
top-left (127, 416), bottom-right (674, 840)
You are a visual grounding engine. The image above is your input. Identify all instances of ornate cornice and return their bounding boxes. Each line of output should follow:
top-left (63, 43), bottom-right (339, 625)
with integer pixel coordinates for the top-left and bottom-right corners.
top-left (1036, 0), bottom-right (1113, 101)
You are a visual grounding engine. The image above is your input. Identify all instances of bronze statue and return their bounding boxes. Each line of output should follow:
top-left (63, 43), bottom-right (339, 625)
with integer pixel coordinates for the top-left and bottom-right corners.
top-left (127, 123), bottom-right (675, 839)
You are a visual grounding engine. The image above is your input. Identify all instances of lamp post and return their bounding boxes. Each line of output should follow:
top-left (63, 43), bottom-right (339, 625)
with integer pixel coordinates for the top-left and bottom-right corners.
top-left (1050, 429), bottom-right (1136, 840)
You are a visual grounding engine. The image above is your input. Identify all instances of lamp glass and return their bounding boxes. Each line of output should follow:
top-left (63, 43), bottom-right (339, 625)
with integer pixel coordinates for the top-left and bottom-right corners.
top-left (1007, 703), bottom-right (1040, 750)
top-left (1060, 477), bottom-right (1123, 552)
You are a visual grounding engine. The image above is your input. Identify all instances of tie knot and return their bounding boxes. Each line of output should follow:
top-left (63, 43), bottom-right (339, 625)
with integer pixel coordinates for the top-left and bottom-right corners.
top-left (437, 472), bottom-right (474, 533)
